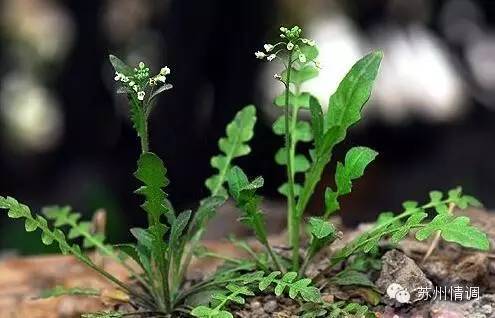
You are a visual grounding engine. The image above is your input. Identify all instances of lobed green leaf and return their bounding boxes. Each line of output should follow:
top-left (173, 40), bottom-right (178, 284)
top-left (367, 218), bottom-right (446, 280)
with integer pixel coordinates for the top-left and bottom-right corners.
top-left (206, 105), bottom-right (257, 198)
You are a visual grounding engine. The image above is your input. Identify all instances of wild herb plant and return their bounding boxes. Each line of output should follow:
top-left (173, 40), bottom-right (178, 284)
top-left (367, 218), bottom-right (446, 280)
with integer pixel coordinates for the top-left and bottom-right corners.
top-left (0, 25), bottom-right (491, 318)
top-left (0, 57), bottom-right (256, 317)
top-left (193, 25), bottom-right (490, 317)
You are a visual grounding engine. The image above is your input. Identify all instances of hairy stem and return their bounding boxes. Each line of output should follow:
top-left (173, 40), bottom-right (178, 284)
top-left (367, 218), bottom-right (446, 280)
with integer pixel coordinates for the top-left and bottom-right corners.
top-left (140, 119), bottom-right (149, 153)
top-left (284, 52), bottom-right (299, 270)
top-left (264, 242), bottom-right (285, 273)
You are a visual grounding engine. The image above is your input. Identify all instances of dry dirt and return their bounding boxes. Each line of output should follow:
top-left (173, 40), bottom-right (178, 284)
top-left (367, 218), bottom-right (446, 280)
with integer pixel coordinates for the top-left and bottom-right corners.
top-left (1, 209), bottom-right (494, 318)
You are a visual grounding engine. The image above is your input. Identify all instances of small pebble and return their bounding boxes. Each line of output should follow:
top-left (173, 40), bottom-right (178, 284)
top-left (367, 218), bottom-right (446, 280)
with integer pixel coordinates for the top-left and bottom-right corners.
top-left (321, 293), bottom-right (334, 303)
top-left (263, 300), bottom-right (278, 313)
top-left (250, 300), bottom-right (262, 310)
top-left (480, 304), bottom-right (492, 314)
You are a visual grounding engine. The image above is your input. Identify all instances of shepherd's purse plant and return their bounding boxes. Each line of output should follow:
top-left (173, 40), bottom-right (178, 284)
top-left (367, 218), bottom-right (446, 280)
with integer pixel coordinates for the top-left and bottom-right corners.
top-left (0, 25), bottom-right (490, 318)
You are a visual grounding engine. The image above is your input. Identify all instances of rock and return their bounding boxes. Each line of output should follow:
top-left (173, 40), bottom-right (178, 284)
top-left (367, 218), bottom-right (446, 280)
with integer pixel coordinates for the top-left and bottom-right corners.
top-left (376, 250), bottom-right (433, 305)
top-left (462, 294), bottom-right (495, 318)
top-left (250, 300), bottom-right (262, 310)
top-left (429, 301), bottom-right (465, 318)
top-left (263, 299), bottom-right (278, 313)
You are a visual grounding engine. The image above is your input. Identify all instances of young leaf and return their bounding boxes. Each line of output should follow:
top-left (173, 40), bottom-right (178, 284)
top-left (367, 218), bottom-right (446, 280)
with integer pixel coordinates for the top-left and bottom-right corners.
top-left (206, 105), bottom-right (257, 198)
top-left (227, 166), bottom-right (268, 244)
top-left (325, 147), bottom-right (378, 217)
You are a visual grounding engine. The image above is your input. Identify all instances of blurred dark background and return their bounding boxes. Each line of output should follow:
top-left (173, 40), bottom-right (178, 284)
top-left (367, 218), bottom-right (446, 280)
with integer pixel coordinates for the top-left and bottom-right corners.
top-left (1, 0), bottom-right (494, 253)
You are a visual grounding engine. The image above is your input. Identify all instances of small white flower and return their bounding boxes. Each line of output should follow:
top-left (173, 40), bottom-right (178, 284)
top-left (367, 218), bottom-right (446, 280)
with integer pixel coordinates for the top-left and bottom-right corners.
top-left (273, 73), bottom-right (281, 80)
top-left (114, 72), bottom-right (121, 81)
top-left (280, 27), bottom-right (287, 32)
top-left (160, 67), bottom-right (171, 75)
top-left (137, 91), bottom-right (145, 101)
top-left (307, 40), bottom-right (316, 46)
top-left (156, 75), bottom-right (166, 83)
top-left (133, 85), bottom-right (138, 92)
top-left (301, 38), bottom-right (308, 44)
top-left (287, 42), bottom-right (294, 50)
top-left (139, 62), bottom-right (145, 69)
top-left (280, 34), bottom-right (285, 38)
top-left (149, 78), bottom-right (156, 86)
top-left (267, 54), bottom-right (276, 61)
top-left (129, 81), bottom-right (135, 87)
top-left (298, 54), bottom-right (307, 63)
top-left (264, 44), bottom-right (274, 52)
top-left (255, 51), bottom-right (266, 59)
top-left (121, 75), bottom-right (129, 83)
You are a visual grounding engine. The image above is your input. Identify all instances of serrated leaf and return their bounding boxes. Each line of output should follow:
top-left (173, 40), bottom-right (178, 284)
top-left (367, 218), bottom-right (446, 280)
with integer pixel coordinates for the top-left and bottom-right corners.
top-left (390, 212), bottom-right (427, 243)
top-left (324, 147), bottom-right (377, 217)
top-left (206, 105), bottom-right (257, 197)
top-left (416, 215), bottom-right (490, 250)
top-left (336, 147), bottom-right (377, 195)
top-left (134, 152), bottom-right (170, 221)
top-left (227, 166), bottom-right (269, 244)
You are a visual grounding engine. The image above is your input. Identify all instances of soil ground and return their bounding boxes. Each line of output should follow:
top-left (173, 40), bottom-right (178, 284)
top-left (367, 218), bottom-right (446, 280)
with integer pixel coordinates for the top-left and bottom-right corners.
top-left (1, 209), bottom-right (494, 318)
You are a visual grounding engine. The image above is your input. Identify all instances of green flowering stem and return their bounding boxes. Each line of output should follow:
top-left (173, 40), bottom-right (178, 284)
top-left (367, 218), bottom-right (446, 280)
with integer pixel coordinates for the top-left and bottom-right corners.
top-left (283, 51), bottom-right (300, 271)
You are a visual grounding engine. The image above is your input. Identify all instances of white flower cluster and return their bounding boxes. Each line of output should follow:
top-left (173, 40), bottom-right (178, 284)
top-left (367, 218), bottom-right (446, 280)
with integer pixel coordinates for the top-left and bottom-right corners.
top-left (114, 62), bottom-right (171, 101)
top-left (254, 25), bottom-right (317, 65)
